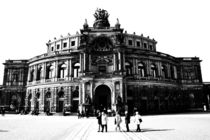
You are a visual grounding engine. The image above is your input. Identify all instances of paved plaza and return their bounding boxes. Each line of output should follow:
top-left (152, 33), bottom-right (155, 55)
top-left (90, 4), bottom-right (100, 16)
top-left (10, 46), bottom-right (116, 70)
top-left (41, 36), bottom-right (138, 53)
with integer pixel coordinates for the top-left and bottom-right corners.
top-left (0, 113), bottom-right (210, 140)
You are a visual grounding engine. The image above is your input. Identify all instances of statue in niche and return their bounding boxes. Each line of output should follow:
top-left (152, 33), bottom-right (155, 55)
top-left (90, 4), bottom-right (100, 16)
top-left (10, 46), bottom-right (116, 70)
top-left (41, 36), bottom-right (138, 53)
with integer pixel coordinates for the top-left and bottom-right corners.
top-left (116, 95), bottom-right (122, 113)
top-left (85, 94), bottom-right (91, 105)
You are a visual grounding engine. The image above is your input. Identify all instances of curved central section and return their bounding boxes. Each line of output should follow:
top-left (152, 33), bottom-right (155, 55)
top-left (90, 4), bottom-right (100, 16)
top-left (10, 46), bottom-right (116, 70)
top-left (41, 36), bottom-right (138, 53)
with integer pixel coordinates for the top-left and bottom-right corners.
top-left (95, 85), bottom-right (111, 110)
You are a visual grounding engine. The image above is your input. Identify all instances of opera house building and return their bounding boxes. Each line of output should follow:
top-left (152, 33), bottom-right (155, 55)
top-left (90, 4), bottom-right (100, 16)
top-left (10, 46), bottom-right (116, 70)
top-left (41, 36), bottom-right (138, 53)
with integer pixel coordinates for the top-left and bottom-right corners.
top-left (1, 9), bottom-right (206, 114)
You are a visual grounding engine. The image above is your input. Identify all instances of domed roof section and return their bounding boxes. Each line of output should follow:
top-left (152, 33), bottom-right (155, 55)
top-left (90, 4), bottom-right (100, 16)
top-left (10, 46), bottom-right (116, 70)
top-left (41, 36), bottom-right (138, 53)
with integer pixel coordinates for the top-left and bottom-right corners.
top-left (93, 8), bottom-right (110, 29)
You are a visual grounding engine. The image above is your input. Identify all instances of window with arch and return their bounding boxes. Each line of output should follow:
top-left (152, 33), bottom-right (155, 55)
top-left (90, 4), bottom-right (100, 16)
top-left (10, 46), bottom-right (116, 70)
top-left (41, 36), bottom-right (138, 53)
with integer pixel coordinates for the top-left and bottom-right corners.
top-left (46, 65), bottom-right (53, 79)
top-left (73, 63), bottom-right (80, 78)
top-left (125, 62), bottom-right (132, 75)
top-left (12, 72), bottom-right (19, 85)
top-left (151, 64), bottom-right (157, 78)
top-left (29, 69), bottom-right (34, 82)
top-left (36, 67), bottom-right (42, 81)
top-left (138, 62), bottom-right (146, 77)
top-left (161, 65), bottom-right (168, 78)
top-left (58, 63), bottom-right (66, 78)
top-left (170, 65), bottom-right (175, 79)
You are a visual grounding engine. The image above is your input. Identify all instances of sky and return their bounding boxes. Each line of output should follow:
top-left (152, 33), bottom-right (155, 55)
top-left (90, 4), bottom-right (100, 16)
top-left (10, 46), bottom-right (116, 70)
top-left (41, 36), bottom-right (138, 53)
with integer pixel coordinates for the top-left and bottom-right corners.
top-left (0, 0), bottom-right (210, 84)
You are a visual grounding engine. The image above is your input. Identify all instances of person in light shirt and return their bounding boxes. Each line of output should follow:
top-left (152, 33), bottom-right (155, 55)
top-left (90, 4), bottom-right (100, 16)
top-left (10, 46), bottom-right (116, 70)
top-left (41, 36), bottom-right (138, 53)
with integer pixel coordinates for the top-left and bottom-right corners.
top-left (134, 111), bottom-right (142, 132)
top-left (101, 111), bottom-right (108, 132)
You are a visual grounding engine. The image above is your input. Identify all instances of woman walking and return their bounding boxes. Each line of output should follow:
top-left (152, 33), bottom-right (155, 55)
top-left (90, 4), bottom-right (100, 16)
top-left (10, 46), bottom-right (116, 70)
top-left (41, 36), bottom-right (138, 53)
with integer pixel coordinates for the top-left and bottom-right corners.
top-left (134, 111), bottom-right (142, 132)
top-left (114, 112), bottom-right (122, 131)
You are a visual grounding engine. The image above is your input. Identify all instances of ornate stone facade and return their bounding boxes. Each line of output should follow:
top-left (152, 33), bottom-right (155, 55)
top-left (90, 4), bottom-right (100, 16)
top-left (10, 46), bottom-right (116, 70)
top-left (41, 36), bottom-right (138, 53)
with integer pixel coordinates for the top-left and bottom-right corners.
top-left (2, 9), bottom-right (205, 114)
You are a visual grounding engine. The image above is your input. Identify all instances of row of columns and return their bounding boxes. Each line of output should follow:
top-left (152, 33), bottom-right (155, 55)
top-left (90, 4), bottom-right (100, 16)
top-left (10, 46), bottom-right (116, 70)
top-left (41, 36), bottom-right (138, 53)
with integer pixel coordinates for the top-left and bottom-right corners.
top-left (130, 58), bottom-right (177, 79)
top-left (28, 59), bottom-right (77, 82)
top-left (25, 86), bottom-right (76, 112)
top-left (113, 51), bottom-right (125, 72)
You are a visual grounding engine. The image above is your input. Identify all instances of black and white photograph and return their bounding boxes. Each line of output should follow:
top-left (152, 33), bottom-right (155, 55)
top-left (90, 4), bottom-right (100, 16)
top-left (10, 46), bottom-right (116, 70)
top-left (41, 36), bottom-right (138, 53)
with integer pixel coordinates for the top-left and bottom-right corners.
top-left (0, 0), bottom-right (210, 139)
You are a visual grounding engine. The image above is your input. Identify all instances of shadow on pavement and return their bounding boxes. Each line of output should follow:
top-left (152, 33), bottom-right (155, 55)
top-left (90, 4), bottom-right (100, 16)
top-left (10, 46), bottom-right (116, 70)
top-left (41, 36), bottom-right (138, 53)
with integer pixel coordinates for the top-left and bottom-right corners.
top-left (140, 128), bottom-right (174, 133)
top-left (0, 129), bottom-right (9, 132)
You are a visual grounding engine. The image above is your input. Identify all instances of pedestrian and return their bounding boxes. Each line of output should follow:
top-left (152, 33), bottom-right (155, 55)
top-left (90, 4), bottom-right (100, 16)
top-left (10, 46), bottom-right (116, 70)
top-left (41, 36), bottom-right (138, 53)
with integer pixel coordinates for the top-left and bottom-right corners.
top-left (134, 111), bottom-right (142, 132)
top-left (77, 109), bottom-right (81, 119)
top-left (114, 111), bottom-right (122, 131)
top-left (125, 111), bottom-right (130, 132)
top-left (96, 110), bottom-right (102, 132)
top-left (101, 111), bottom-right (108, 132)
top-left (1, 107), bottom-right (5, 116)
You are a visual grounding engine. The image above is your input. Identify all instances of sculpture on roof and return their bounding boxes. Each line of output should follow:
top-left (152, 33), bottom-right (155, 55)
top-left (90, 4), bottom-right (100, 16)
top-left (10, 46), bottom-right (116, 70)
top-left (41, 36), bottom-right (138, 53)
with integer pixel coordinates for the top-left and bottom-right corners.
top-left (93, 8), bottom-right (110, 29)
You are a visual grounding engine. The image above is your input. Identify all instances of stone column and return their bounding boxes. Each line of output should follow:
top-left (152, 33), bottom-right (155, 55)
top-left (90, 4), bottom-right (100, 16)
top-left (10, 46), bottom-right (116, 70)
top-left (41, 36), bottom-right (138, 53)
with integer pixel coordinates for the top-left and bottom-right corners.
top-left (54, 61), bottom-right (58, 81)
top-left (90, 82), bottom-right (93, 99)
top-left (122, 52), bottom-right (125, 72)
top-left (25, 90), bottom-right (29, 108)
top-left (82, 83), bottom-right (85, 104)
top-left (64, 87), bottom-right (68, 106)
top-left (133, 58), bottom-right (136, 74)
top-left (42, 63), bottom-right (46, 82)
top-left (89, 54), bottom-right (91, 71)
top-left (27, 67), bottom-right (31, 82)
top-left (31, 89), bottom-right (35, 111)
top-left (146, 60), bottom-right (150, 77)
top-left (40, 88), bottom-right (44, 112)
top-left (34, 65), bottom-right (38, 81)
top-left (79, 53), bottom-right (83, 73)
top-left (118, 52), bottom-right (121, 71)
top-left (167, 63), bottom-right (170, 78)
top-left (83, 53), bottom-right (86, 71)
top-left (79, 84), bottom-right (82, 105)
top-left (112, 87), bottom-right (116, 112)
top-left (113, 53), bottom-right (116, 71)
top-left (69, 59), bottom-right (72, 80)
top-left (158, 62), bottom-right (162, 77)
top-left (68, 86), bottom-right (72, 106)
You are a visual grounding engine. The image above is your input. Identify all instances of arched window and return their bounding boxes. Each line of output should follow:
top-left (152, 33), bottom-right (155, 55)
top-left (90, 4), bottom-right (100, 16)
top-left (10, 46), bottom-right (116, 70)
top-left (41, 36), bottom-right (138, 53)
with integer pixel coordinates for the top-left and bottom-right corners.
top-left (46, 65), bottom-right (53, 79)
top-left (36, 67), bottom-right (42, 81)
top-left (58, 63), bottom-right (66, 78)
top-left (138, 63), bottom-right (145, 77)
top-left (170, 66), bottom-right (175, 79)
top-left (125, 62), bottom-right (132, 75)
top-left (73, 63), bottom-right (80, 78)
top-left (161, 65), bottom-right (167, 78)
top-left (151, 64), bottom-right (157, 78)
top-left (29, 69), bottom-right (34, 82)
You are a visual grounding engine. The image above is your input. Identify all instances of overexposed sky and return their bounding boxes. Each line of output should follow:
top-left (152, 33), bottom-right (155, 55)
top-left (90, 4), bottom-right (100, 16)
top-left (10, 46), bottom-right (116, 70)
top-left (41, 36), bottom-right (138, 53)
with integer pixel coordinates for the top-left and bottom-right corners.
top-left (0, 0), bottom-right (210, 84)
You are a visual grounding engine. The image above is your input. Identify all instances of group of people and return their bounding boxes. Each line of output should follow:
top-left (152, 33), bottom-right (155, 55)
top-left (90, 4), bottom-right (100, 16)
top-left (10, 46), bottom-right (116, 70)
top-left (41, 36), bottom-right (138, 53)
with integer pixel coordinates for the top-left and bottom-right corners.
top-left (96, 110), bottom-right (142, 132)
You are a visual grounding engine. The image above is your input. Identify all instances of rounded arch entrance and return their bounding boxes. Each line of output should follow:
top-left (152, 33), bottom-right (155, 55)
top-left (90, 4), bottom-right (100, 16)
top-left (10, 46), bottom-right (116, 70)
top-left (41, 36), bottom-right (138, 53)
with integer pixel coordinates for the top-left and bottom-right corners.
top-left (94, 85), bottom-right (111, 111)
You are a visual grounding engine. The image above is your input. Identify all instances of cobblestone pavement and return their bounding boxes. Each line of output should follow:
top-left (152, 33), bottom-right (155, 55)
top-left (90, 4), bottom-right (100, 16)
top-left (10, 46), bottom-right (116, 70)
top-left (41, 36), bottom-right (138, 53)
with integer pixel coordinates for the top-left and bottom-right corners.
top-left (0, 113), bottom-right (210, 140)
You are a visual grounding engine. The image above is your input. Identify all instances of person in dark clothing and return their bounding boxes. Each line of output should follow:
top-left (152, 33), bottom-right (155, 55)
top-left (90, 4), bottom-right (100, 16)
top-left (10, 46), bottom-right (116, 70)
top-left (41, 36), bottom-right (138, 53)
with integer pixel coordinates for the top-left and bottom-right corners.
top-left (96, 110), bottom-right (102, 132)
top-left (1, 107), bottom-right (5, 116)
top-left (125, 111), bottom-right (130, 132)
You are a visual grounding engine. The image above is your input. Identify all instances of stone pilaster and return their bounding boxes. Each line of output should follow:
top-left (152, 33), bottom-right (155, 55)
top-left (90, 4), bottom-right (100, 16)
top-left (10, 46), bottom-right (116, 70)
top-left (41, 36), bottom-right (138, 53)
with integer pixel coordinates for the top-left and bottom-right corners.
top-left (118, 52), bottom-right (121, 71)
top-left (54, 61), bottom-right (58, 81)
top-left (42, 63), bottom-right (46, 82)
top-left (27, 67), bottom-right (31, 82)
top-left (113, 53), bottom-right (116, 71)
top-left (83, 53), bottom-right (86, 71)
